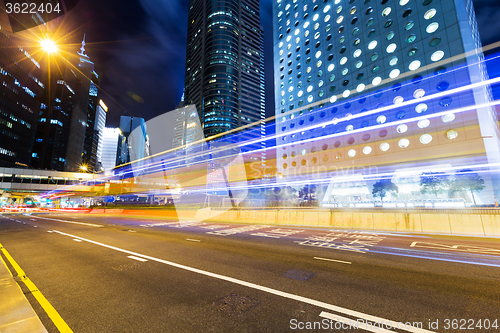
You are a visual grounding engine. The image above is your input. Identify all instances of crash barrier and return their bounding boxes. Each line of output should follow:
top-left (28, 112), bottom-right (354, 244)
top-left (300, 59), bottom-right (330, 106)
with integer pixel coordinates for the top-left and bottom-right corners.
top-left (196, 207), bottom-right (500, 237)
top-left (26, 207), bottom-right (499, 237)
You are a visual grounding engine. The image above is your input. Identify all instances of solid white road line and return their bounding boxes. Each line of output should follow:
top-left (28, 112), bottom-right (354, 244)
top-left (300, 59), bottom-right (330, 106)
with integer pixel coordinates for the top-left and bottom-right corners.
top-left (127, 255), bottom-right (148, 262)
top-left (50, 230), bottom-right (433, 333)
top-left (314, 257), bottom-right (352, 265)
top-left (186, 238), bottom-right (201, 242)
top-left (32, 216), bottom-right (103, 228)
top-left (319, 311), bottom-right (394, 333)
top-left (73, 239), bottom-right (82, 242)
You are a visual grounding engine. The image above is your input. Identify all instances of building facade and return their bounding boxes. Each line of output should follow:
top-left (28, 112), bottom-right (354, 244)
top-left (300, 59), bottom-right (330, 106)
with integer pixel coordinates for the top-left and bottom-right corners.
top-left (98, 127), bottom-right (121, 174)
top-left (94, 99), bottom-right (108, 171)
top-left (117, 116), bottom-right (147, 166)
top-left (273, 0), bottom-right (500, 205)
top-left (81, 63), bottom-right (101, 171)
top-left (183, 0), bottom-right (266, 165)
top-left (0, 11), bottom-right (44, 168)
top-left (31, 36), bottom-right (99, 172)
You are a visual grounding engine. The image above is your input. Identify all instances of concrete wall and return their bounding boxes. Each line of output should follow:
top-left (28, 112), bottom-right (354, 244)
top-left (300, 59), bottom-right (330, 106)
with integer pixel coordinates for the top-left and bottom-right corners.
top-left (201, 208), bottom-right (500, 237)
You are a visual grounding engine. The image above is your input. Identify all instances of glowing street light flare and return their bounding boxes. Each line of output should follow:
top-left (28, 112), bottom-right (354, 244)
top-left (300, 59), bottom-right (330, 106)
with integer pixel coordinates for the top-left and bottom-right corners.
top-left (41, 39), bottom-right (58, 53)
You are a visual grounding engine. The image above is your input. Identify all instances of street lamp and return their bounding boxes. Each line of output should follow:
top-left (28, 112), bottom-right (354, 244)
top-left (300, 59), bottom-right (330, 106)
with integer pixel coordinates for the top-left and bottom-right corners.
top-left (40, 39), bottom-right (58, 53)
top-left (79, 165), bottom-right (88, 172)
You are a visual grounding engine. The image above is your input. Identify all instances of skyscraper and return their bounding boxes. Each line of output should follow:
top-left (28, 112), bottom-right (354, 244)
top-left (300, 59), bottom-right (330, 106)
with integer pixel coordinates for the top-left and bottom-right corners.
top-left (0, 11), bottom-right (44, 168)
top-left (31, 36), bottom-right (99, 172)
top-left (117, 115), bottom-right (147, 165)
top-left (81, 56), bottom-right (101, 171)
top-left (273, 0), bottom-right (500, 204)
top-left (99, 127), bottom-right (121, 174)
top-left (183, 0), bottom-right (266, 164)
top-left (94, 99), bottom-right (108, 171)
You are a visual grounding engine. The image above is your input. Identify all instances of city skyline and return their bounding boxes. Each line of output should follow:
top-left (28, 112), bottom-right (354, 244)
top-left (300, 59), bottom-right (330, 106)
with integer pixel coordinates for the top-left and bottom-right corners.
top-left (15, 0), bottom-right (499, 129)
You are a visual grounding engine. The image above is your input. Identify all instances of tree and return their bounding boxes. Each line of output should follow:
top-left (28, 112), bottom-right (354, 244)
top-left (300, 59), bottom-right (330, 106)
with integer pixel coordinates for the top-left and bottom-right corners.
top-left (419, 172), bottom-right (449, 198)
top-left (372, 179), bottom-right (398, 201)
top-left (450, 169), bottom-right (485, 206)
top-left (299, 184), bottom-right (317, 202)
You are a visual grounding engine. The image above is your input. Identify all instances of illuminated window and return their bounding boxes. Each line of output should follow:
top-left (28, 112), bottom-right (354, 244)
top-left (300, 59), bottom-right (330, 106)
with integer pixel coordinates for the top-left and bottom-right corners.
top-left (426, 22), bottom-right (439, 33)
top-left (446, 129), bottom-right (458, 140)
top-left (409, 60), bottom-right (421, 71)
top-left (420, 134), bottom-right (432, 144)
top-left (386, 43), bottom-right (397, 53)
top-left (342, 89), bottom-right (351, 98)
top-left (393, 96), bottom-right (404, 104)
top-left (355, 60), bottom-right (363, 68)
top-left (399, 0), bottom-right (409, 5)
top-left (357, 83), bottom-right (365, 92)
top-left (380, 142), bottom-right (390, 151)
top-left (389, 56), bottom-right (398, 66)
top-left (404, 21), bottom-right (414, 30)
top-left (398, 138), bottom-right (410, 148)
top-left (424, 8), bottom-right (436, 19)
top-left (382, 7), bottom-right (392, 16)
top-left (337, 15), bottom-right (344, 23)
top-left (348, 149), bottom-right (356, 157)
top-left (413, 89), bottom-right (425, 98)
top-left (363, 146), bottom-right (372, 154)
top-left (442, 113), bottom-right (455, 123)
top-left (431, 50), bottom-right (444, 61)
top-left (389, 69), bottom-right (400, 78)
top-left (353, 49), bottom-right (362, 58)
top-left (415, 103), bottom-right (427, 113)
top-left (396, 124), bottom-right (408, 133)
top-left (340, 57), bottom-right (348, 65)
top-left (368, 40), bottom-right (378, 49)
top-left (386, 31), bottom-right (395, 40)
top-left (377, 115), bottom-right (386, 124)
top-left (372, 76), bottom-right (382, 86)
top-left (417, 119), bottom-right (430, 128)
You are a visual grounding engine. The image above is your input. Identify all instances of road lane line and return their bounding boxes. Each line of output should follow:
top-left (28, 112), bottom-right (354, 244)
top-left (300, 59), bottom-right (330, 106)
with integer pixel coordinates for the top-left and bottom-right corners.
top-left (73, 239), bottom-right (82, 242)
top-left (50, 230), bottom-right (433, 333)
top-left (31, 216), bottom-right (103, 228)
top-left (0, 242), bottom-right (73, 333)
top-left (319, 311), bottom-right (394, 332)
top-left (127, 255), bottom-right (148, 262)
top-left (186, 238), bottom-right (201, 242)
top-left (314, 257), bottom-right (352, 265)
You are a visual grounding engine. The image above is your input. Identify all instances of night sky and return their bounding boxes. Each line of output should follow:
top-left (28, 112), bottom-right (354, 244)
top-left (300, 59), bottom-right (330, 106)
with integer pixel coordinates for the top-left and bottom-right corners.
top-left (54, 0), bottom-right (500, 128)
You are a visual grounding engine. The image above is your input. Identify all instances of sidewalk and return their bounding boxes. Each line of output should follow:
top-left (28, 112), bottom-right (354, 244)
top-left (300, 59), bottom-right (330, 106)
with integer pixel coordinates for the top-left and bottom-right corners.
top-left (0, 252), bottom-right (47, 333)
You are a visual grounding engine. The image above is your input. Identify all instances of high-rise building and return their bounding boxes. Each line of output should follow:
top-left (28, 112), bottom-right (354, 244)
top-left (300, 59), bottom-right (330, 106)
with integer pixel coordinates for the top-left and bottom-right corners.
top-left (31, 36), bottom-right (99, 172)
top-left (81, 55), bottom-right (101, 171)
top-left (273, 0), bottom-right (500, 204)
top-left (117, 115), bottom-right (147, 165)
top-left (183, 0), bottom-right (266, 165)
top-left (99, 127), bottom-right (121, 174)
top-left (0, 11), bottom-right (44, 168)
top-left (94, 99), bottom-right (108, 171)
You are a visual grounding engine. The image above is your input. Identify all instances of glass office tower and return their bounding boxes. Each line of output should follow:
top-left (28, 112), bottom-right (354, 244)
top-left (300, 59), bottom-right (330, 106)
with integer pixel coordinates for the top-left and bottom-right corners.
top-left (184, 0), bottom-right (266, 165)
top-left (273, 0), bottom-right (500, 204)
top-left (0, 11), bottom-right (44, 168)
top-left (31, 37), bottom-right (98, 172)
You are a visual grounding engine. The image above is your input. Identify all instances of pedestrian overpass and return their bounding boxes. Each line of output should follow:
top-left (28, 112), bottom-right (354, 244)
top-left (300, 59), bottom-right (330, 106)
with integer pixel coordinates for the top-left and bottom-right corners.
top-left (0, 167), bottom-right (97, 206)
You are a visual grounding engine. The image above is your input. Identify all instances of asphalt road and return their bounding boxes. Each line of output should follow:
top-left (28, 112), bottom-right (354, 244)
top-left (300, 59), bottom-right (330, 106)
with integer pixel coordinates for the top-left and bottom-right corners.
top-left (0, 212), bottom-right (499, 332)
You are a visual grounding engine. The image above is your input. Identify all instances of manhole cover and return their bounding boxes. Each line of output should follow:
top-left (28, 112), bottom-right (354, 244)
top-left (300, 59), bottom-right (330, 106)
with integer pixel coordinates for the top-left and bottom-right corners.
top-left (281, 269), bottom-right (315, 281)
top-left (213, 294), bottom-right (259, 316)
